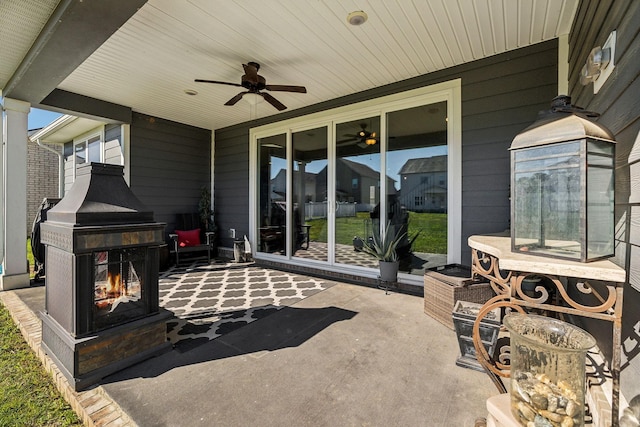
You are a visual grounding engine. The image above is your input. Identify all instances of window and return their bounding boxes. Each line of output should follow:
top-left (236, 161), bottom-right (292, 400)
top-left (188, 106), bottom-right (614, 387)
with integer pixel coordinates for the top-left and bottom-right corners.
top-left (73, 133), bottom-right (103, 177)
top-left (415, 196), bottom-right (423, 206)
top-left (352, 178), bottom-right (359, 189)
top-left (71, 134), bottom-right (104, 184)
top-left (75, 135), bottom-right (101, 166)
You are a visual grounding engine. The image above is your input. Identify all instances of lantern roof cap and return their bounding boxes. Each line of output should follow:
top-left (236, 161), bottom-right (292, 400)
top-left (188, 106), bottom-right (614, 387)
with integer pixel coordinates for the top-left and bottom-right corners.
top-left (510, 95), bottom-right (615, 151)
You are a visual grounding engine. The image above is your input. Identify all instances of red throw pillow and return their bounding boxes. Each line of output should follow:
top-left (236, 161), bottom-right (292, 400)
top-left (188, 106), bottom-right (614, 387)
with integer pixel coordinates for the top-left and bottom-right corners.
top-left (176, 229), bottom-right (201, 247)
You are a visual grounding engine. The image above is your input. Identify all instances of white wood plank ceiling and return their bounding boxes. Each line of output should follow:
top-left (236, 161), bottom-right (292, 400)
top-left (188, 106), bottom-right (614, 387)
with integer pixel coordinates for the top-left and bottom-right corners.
top-left (2, 0), bottom-right (578, 131)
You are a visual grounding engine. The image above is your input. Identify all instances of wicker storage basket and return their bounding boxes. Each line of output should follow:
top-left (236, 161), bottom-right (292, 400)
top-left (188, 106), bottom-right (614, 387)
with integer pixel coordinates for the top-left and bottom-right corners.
top-left (423, 264), bottom-right (495, 330)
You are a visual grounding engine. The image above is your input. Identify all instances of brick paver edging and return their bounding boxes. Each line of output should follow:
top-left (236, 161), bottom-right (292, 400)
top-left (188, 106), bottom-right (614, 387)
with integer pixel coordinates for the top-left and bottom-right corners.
top-left (0, 291), bottom-right (137, 427)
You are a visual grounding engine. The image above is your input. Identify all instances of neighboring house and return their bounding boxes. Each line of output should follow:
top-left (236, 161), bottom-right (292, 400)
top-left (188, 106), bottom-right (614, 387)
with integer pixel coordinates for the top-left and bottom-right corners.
top-left (26, 129), bottom-right (60, 237)
top-left (398, 156), bottom-right (447, 213)
top-left (270, 168), bottom-right (317, 202)
top-left (315, 158), bottom-right (396, 208)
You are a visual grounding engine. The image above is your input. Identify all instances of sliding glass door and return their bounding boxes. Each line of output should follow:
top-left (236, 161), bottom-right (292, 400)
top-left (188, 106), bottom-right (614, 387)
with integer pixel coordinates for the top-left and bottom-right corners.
top-left (385, 102), bottom-right (448, 276)
top-left (334, 116), bottom-right (380, 269)
top-left (257, 134), bottom-right (287, 256)
top-left (251, 80), bottom-right (461, 283)
top-left (292, 126), bottom-right (328, 261)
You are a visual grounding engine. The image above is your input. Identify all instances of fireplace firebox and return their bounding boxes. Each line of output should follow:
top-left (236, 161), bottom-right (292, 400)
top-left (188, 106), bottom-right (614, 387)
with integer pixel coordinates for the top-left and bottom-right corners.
top-left (40, 163), bottom-right (171, 391)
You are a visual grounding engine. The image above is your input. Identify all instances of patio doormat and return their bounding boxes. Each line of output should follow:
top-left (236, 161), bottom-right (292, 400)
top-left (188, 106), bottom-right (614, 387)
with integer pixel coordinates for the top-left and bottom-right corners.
top-left (160, 261), bottom-right (336, 352)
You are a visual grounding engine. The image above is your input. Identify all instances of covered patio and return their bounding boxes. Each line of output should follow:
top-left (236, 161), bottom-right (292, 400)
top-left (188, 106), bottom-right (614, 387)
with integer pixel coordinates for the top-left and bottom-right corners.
top-left (1, 1), bottom-right (639, 426)
top-left (2, 261), bottom-right (496, 426)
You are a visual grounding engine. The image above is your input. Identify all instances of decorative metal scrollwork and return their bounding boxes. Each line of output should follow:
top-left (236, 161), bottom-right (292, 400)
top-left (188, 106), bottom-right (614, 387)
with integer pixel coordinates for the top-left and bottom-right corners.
top-left (471, 249), bottom-right (511, 296)
top-left (471, 294), bottom-right (526, 393)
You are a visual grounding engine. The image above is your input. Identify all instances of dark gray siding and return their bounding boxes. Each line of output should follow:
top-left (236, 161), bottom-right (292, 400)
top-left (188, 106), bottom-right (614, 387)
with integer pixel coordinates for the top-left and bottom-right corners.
top-left (129, 112), bottom-right (211, 239)
top-left (215, 41), bottom-right (558, 253)
top-left (213, 126), bottom-right (249, 246)
top-left (568, 0), bottom-right (640, 403)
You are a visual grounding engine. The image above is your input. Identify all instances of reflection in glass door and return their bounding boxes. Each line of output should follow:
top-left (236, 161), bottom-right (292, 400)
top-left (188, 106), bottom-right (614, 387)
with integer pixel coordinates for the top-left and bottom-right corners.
top-left (257, 134), bottom-right (287, 256)
top-left (292, 127), bottom-right (328, 261)
top-left (387, 102), bottom-right (448, 276)
top-left (334, 116), bottom-right (381, 268)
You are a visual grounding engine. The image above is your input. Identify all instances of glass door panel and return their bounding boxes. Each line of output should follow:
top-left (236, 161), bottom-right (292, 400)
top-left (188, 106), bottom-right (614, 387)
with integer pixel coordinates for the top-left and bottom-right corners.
top-left (334, 116), bottom-right (380, 268)
top-left (386, 102), bottom-right (448, 276)
top-left (292, 127), bottom-right (328, 260)
top-left (257, 134), bottom-right (287, 256)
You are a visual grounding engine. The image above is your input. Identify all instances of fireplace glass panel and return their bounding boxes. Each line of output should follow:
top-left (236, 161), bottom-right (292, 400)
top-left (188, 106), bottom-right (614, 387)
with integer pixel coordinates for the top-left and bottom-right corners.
top-left (94, 248), bottom-right (146, 329)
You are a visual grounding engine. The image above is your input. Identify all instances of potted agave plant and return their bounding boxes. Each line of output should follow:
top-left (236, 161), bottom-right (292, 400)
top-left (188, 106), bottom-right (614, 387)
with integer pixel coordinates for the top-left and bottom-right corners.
top-left (361, 221), bottom-right (407, 282)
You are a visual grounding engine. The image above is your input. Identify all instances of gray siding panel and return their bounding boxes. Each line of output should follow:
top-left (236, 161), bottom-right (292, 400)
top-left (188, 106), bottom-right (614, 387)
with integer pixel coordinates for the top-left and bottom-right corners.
top-left (567, 0), bottom-right (640, 404)
top-left (129, 112), bottom-right (211, 238)
top-left (215, 41), bottom-right (558, 254)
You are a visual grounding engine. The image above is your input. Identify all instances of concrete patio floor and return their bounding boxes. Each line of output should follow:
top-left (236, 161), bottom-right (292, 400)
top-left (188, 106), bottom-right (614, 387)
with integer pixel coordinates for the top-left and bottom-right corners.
top-left (2, 261), bottom-right (499, 426)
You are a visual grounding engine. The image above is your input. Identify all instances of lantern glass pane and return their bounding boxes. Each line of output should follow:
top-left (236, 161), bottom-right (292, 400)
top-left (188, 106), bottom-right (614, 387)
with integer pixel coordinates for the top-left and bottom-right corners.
top-left (587, 141), bottom-right (615, 259)
top-left (513, 142), bottom-right (582, 259)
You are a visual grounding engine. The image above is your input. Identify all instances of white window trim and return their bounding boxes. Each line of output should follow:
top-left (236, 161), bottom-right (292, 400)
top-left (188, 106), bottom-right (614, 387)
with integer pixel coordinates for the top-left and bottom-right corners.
top-left (249, 79), bottom-right (462, 286)
top-left (72, 126), bottom-right (105, 179)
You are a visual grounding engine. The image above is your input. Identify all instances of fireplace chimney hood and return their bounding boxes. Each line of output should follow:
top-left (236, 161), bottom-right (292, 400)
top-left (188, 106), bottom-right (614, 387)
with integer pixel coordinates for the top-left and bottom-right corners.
top-left (47, 162), bottom-right (154, 225)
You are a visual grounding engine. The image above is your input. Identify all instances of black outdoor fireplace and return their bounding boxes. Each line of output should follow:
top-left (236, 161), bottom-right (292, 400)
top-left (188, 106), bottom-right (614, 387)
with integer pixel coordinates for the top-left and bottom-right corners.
top-left (40, 163), bottom-right (171, 391)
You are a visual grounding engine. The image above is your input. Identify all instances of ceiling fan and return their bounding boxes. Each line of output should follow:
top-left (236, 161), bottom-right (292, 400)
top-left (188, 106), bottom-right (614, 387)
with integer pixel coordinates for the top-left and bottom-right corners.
top-left (337, 123), bottom-right (378, 147)
top-left (195, 62), bottom-right (306, 111)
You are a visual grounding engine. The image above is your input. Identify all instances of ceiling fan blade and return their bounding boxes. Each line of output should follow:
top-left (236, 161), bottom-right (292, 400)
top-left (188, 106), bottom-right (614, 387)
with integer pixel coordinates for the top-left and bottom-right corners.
top-left (224, 92), bottom-right (248, 106)
top-left (260, 92), bottom-right (287, 111)
top-left (265, 84), bottom-right (307, 93)
top-left (195, 79), bottom-right (244, 88)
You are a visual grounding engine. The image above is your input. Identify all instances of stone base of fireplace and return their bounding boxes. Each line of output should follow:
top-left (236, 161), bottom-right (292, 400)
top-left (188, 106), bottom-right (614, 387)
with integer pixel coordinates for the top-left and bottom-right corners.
top-left (41, 309), bottom-right (172, 391)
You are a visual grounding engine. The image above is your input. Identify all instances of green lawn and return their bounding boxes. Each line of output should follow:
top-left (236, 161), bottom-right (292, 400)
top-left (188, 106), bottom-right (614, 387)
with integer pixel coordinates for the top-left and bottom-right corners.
top-left (305, 211), bottom-right (447, 254)
top-left (0, 304), bottom-right (81, 426)
top-left (27, 239), bottom-right (34, 279)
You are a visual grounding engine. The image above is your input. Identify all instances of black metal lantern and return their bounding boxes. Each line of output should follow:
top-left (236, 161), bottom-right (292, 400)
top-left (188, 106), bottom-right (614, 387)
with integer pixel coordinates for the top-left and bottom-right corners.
top-left (510, 96), bottom-right (615, 262)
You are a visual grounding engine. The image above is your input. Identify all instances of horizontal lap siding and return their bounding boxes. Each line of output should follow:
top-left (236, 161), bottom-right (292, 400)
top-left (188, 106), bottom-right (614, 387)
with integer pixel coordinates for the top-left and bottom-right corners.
top-left (568, 0), bottom-right (640, 403)
top-left (129, 112), bottom-right (211, 238)
top-left (215, 41), bottom-right (558, 254)
top-left (103, 123), bottom-right (123, 165)
top-left (214, 128), bottom-right (250, 246)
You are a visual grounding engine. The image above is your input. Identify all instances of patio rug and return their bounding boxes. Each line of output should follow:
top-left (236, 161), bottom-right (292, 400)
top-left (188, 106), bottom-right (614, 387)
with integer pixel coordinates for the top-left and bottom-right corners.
top-left (159, 260), bottom-right (336, 352)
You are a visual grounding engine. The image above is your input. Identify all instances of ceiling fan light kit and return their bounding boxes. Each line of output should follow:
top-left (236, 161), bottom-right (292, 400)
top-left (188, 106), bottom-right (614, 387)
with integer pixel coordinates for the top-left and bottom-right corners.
top-left (195, 62), bottom-right (306, 111)
top-left (337, 123), bottom-right (378, 148)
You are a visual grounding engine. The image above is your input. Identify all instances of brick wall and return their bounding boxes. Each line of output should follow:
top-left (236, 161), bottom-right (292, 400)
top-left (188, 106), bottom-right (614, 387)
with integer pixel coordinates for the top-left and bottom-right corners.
top-left (27, 140), bottom-right (60, 236)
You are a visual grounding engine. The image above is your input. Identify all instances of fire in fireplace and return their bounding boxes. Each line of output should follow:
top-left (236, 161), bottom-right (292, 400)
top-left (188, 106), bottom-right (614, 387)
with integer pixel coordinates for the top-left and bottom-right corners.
top-left (94, 249), bottom-right (145, 329)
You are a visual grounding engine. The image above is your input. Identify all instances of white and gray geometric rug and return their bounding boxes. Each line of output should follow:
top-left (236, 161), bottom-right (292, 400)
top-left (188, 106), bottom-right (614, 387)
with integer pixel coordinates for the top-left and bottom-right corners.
top-left (159, 261), bottom-right (336, 351)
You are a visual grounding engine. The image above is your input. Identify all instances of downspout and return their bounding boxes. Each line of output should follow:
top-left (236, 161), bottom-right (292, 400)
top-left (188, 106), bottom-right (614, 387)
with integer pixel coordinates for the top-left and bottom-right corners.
top-left (34, 138), bottom-right (64, 197)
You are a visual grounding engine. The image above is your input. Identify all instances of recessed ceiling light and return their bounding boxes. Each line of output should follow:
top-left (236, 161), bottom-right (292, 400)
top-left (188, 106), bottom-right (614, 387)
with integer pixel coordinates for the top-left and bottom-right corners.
top-left (184, 89), bottom-right (198, 96)
top-left (347, 11), bottom-right (368, 26)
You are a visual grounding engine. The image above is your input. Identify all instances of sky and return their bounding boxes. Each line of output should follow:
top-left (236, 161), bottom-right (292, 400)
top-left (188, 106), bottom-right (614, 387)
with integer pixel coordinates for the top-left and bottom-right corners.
top-left (28, 108), bottom-right (62, 131)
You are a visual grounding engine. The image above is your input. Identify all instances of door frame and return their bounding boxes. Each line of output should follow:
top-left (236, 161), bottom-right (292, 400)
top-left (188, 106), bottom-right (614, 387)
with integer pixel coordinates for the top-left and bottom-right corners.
top-left (249, 79), bottom-right (462, 286)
